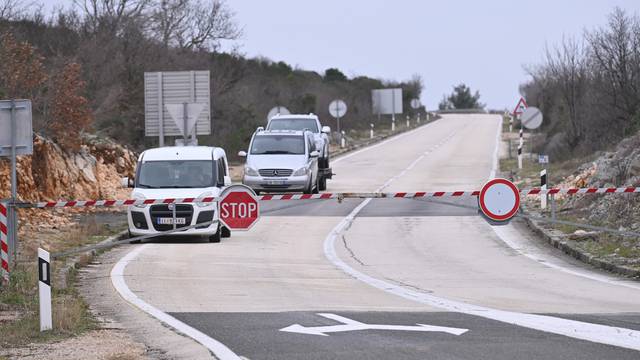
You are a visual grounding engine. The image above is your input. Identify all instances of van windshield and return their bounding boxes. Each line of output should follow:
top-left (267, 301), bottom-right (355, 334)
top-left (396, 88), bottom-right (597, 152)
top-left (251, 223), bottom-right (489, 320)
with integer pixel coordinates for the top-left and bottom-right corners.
top-left (250, 135), bottom-right (305, 155)
top-left (267, 118), bottom-right (318, 132)
top-left (137, 160), bottom-right (216, 188)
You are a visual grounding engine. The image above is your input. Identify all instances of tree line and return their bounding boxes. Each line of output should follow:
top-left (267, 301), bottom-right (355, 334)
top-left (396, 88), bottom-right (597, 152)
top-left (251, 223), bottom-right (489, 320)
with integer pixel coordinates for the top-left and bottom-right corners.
top-left (0, 0), bottom-right (424, 157)
top-left (522, 7), bottom-right (640, 158)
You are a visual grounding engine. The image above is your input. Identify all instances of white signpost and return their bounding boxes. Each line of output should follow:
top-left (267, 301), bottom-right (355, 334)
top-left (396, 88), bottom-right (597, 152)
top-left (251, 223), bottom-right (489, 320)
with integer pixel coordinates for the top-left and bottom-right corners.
top-left (0, 100), bottom-right (33, 272)
top-left (372, 88), bottom-right (403, 131)
top-left (267, 106), bottom-right (290, 120)
top-left (144, 71), bottom-right (211, 146)
top-left (329, 99), bottom-right (348, 140)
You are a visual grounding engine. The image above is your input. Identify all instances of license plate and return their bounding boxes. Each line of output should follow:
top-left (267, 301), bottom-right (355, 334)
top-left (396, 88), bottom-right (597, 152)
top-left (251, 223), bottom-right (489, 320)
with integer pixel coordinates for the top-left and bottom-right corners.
top-left (266, 180), bottom-right (286, 185)
top-left (157, 217), bottom-right (186, 225)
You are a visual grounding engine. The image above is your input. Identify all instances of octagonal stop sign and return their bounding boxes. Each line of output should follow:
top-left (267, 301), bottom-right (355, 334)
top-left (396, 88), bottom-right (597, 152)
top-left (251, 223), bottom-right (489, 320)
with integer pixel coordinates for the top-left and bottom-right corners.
top-left (219, 184), bottom-right (260, 231)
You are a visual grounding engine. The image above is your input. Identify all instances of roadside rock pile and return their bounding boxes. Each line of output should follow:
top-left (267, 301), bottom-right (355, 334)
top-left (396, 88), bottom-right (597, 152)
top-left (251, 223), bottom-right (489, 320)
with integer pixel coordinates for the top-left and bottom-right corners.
top-left (0, 134), bottom-right (137, 230)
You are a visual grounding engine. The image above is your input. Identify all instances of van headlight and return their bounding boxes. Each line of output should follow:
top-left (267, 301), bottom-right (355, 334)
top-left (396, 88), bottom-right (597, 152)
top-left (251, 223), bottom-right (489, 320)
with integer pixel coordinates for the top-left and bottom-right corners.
top-left (133, 193), bottom-right (147, 208)
top-left (292, 166), bottom-right (309, 176)
top-left (197, 192), bottom-right (216, 207)
top-left (244, 166), bottom-right (259, 176)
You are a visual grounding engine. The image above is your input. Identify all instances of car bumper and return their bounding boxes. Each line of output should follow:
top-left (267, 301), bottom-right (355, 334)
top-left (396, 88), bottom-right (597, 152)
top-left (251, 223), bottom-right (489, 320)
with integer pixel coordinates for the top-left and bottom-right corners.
top-left (127, 203), bottom-right (219, 236)
top-left (242, 174), bottom-right (310, 192)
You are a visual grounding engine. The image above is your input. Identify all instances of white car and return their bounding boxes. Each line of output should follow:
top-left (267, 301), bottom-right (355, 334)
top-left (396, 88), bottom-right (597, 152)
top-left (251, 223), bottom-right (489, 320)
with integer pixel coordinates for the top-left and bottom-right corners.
top-left (240, 130), bottom-right (320, 194)
top-left (122, 146), bottom-right (232, 243)
top-left (266, 114), bottom-right (332, 190)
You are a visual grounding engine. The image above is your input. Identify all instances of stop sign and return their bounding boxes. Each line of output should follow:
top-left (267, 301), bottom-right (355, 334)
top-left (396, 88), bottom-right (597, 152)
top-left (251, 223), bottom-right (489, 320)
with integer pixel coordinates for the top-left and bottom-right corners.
top-left (219, 184), bottom-right (260, 231)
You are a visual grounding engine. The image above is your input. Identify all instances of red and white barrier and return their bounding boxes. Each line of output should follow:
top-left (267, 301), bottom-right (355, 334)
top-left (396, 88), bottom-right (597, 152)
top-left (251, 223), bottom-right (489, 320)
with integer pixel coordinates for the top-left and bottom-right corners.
top-left (28, 186), bottom-right (640, 208)
top-left (1, 202), bottom-right (9, 282)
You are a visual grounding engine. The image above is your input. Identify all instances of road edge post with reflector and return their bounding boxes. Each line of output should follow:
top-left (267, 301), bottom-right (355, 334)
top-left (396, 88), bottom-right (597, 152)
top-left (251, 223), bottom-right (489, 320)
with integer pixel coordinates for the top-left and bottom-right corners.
top-left (518, 126), bottom-right (523, 169)
top-left (38, 248), bottom-right (52, 331)
top-left (478, 178), bottom-right (520, 224)
top-left (0, 201), bottom-right (9, 283)
top-left (219, 184), bottom-right (260, 231)
top-left (541, 169), bottom-right (547, 209)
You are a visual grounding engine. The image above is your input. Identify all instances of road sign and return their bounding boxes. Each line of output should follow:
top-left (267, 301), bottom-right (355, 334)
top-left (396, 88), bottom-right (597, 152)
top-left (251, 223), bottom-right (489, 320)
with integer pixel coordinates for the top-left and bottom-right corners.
top-left (144, 71), bottom-right (211, 146)
top-left (267, 106), bottom-right (290, 120)
top-left (538, 154), bottom-right (549, 164)
top-left (478, 178), bottom-right (520, 222)
top-left (410, 98), bottom-right (421, 109)
top-left (521, 106), bottom-right (543, 130)
top-left (512, 97), bottom-right (527, 115)
top-left (0, 100), bottom-right (32, 157)
top-left (219, 184), bottom-right (260, 231)
top-left (372, 88), bottom-right (403, 115)
top-left (328, 99), bottom-right (347, 118)
top-left (165, 102), bottom-right (205, 139)
top-left (280, 313), bottom-right (469, 336)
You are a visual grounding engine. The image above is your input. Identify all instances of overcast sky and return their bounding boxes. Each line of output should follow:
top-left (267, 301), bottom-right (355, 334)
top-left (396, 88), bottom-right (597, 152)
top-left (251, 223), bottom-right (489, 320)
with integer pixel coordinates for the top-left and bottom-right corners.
top-left (40, 0), bottom-right (640, 110)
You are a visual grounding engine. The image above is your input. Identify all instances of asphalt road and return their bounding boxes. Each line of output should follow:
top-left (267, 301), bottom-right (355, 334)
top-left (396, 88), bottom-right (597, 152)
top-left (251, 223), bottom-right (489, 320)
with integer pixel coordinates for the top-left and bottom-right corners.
top-left (116, 114), bottom-right (640, 359)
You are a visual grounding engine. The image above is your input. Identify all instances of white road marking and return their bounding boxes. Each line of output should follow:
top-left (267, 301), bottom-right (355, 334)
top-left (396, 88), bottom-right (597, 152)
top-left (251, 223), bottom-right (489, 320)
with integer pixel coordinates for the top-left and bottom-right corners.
top-left (111, 244), bottom-right (242, 360)
top-left (279, 313), bottom-right (468, 336)
top-left (323, 116), bottom-right (640, 351)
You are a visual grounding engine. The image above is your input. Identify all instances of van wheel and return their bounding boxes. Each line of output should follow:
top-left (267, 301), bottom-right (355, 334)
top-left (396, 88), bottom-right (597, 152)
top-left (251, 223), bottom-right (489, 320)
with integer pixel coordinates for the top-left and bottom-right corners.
top-left (209, 226), bottom-right (222, 243)
top-left (318, 176), bottom-right (327, 191)
top-left (221, 226), bottom-right (231, 238)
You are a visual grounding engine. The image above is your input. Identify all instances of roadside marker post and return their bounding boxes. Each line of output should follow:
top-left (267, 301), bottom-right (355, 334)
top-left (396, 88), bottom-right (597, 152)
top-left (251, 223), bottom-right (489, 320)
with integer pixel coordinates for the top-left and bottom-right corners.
top-left (341, 131), bottom-right (346, 148)
top-left (518, 126), bottom-right (523, 169)
top-left (406, 115), bottom-right (410, 128)
top-left (38, 248), bottom-right (52, 331)
top-left (540, 169), bottom-right (548, 209)
top-left (370, 123), bottom-right (374, 139)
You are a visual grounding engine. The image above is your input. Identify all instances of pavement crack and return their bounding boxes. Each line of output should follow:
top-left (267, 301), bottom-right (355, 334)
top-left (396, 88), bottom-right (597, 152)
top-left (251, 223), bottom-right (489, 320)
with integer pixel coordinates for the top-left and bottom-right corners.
top-left (383, 277), bottom-right (434, 294)
top-left (341, 233), bottom-right (366, 266)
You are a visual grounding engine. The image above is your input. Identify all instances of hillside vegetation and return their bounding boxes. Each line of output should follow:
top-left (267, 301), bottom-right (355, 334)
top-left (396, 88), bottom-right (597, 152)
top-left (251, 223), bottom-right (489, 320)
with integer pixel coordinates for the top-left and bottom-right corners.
top-left (0, 0), bottom-right (423, 159)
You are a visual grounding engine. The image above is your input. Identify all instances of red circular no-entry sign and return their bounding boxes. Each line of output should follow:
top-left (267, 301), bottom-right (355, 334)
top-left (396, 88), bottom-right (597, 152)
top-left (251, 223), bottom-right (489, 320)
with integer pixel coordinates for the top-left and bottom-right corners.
top-left (478, 178), bottom-right (520, 222)
top-left (219, 184), bottom-right (260, 231)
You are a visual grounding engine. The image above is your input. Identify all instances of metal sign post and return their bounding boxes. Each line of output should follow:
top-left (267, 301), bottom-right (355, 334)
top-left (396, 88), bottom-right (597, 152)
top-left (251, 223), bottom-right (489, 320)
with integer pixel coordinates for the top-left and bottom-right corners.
top-left (0, 100), bottom-right (33, 273)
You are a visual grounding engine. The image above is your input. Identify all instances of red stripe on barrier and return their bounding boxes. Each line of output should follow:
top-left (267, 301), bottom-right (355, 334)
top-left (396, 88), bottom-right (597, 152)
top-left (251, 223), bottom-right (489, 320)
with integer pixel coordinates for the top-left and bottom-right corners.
top-left (605, 188), bottom-right (616, 193)
top-left (281, 194), bottom-right (293, 200)
top-left (548, 189), bottom-right (560, 194)
top-left (452, 191), bottom-right (463, 196)
top-left (625, 187), bottom-right (636, 193)
top-left (433, 192), bottom-right (445, 197)
top-left (105, 200), bottom-right (117, 206)
top-left (472, 191), bottom-right (480, 196)
top-left (586, 188), bottom-right (597, 193)
top-left (568, 188), bottom-right (579, 194)
top-left (300, 194), bottom-right (312, 199)
top-left (0, 204), bottom-right (5, 217)
top-left (0, 223), bottom-right (7, 235)
top-left (85, 200), bottom-right (96, 206)
top-left (528, 189), bottom-right (541, 195)
top-left (182, 198), bottom-right (195, 203)
top-left (163, 198), bottom-right (175, 204)
top-left (394, 193), bottom-right (406, 198)
top-left (260, 195), bottom-right (273, 200)
top-left (415, 192), bottom-right (427, 197)
top-left (1, 241), bottom-right (7, 252)
top-left (320, 193), bottom-right (332, 199)
top-left (45, 202), bottom-right (56, 207)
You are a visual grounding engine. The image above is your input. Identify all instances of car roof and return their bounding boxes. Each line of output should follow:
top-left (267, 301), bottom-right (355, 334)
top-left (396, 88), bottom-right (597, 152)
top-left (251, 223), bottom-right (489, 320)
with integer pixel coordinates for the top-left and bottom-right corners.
top-left (141, 146), bottom-right (223, 161)
top-left (256, 130), bottom-right (306, 136)
top-left (270, 114), bottom-right (319, 120)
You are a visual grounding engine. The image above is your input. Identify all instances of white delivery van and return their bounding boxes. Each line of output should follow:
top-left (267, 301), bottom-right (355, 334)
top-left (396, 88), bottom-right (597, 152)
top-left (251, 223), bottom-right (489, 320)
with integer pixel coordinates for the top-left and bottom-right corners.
top-left (122, 146), bottom-right (231, 242)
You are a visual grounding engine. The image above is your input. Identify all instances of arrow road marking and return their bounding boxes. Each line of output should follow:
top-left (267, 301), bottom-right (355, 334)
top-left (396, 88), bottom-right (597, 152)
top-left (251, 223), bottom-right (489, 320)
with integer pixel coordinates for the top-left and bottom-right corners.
top-left (279, 313), bottom-right (469, 337)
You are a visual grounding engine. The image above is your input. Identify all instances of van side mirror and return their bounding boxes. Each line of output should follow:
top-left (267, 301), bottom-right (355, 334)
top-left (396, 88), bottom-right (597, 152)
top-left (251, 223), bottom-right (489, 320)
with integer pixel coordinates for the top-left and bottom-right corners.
top-left (224, 175), bottom-right (232, 186)
top-left (121, 177), bottom-right (134, 188)
top-left (310, 150), bottom-right (320, 158)
top-left (321, 126), bottom-right (331, 134)
top-left (238, 151), bottom-right (247, 157)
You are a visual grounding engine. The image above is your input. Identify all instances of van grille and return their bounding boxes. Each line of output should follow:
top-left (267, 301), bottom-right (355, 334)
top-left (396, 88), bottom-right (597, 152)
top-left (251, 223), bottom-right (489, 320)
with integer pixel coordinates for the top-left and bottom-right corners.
top-left (259, 168), bottom-right (293, 177)
top-left (150, 204), bottom-right (194, 231)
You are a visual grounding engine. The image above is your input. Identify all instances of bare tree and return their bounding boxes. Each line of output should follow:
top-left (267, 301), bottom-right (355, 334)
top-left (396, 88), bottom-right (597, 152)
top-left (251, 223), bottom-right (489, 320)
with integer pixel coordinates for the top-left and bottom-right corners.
top-left (0, 0), bottom-right (35, 20)
top-left (73, 0), bottom-right (152, 34)
top-left (586, 7), bottom-right (640, 137)
top-left (150, 0), bottom-right (241, 50)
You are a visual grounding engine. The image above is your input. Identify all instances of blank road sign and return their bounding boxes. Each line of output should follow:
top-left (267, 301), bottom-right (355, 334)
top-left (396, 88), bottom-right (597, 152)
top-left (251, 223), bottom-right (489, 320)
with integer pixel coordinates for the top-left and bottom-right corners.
top-left (144, 71), bottom-right (211, 137)
top-left (0, 100), bottom-right (33, 157)
top-left (329, 99), bottom-right (347, 118)
top-left (372, 88), bottom-right (403, 115)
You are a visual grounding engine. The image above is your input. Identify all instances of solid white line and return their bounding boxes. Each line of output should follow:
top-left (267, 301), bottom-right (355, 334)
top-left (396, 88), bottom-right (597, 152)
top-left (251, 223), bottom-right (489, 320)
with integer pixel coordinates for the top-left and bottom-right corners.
top-left (111, 244), bottom-right (242, 360)
top-left (323, 115), bottom-right (640, 351)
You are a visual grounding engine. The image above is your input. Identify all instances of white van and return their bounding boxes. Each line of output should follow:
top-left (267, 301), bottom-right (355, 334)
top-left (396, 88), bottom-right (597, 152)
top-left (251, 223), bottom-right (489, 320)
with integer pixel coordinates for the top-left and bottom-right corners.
top-left (122, 146), bottom-right (231, 242)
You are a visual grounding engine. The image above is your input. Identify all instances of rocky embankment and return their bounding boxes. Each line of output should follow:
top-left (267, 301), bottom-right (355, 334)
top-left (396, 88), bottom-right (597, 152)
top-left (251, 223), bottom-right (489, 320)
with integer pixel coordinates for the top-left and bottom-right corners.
top-left (0, 135), bottom-right (137, 229)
